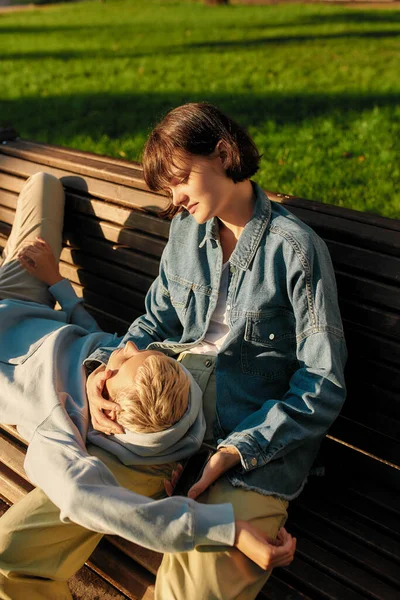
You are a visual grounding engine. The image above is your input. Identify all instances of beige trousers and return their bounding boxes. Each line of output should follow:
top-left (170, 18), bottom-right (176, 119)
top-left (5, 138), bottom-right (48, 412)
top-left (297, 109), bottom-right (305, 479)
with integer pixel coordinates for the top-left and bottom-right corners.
top-left (0, 171), bottom-right (65, 305)
top-left (0, 174), bottom-right (288, 600)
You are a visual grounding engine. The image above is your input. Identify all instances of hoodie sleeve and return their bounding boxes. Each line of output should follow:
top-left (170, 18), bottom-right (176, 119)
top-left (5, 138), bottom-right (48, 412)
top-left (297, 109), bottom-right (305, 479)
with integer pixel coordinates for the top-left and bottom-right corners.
top-left (24, 405), bottom-right (235, 553)
top-left (48, 279), bottom-right (102, 333)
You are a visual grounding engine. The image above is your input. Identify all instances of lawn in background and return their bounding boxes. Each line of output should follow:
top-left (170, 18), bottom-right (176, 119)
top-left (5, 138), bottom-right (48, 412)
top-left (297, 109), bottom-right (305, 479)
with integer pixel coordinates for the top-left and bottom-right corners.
top-left (1, 0), bottom-right (399, 218)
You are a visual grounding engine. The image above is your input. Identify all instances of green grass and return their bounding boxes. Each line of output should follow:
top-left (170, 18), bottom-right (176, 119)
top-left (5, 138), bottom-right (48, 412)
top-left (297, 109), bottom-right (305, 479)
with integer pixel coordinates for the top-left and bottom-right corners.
top-left (1, 0), bottom-right (399, 218)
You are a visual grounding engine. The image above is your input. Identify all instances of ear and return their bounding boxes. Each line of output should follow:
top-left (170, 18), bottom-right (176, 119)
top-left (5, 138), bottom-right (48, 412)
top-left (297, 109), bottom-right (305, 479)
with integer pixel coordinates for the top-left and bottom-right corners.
top-left (215, 140), bottom-right (229, 169)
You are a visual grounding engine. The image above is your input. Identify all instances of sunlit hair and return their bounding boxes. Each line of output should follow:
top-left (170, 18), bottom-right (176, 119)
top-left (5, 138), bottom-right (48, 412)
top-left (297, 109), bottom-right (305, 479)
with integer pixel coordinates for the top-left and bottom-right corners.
top-left (113, 355), bottom-right (191, 433)
top-left (142, 102), bottom-right (261, 217)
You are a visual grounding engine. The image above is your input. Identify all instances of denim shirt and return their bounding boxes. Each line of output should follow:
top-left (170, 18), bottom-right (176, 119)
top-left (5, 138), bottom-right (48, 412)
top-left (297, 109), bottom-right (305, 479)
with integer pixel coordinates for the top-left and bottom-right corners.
top-left (89, 182), bottom-right (347, 500)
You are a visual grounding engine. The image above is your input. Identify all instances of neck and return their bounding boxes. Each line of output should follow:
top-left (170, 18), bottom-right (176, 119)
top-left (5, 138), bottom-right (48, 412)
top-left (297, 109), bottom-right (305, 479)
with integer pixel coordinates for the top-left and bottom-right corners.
top-left (218, 179), bottom-right (254, 240)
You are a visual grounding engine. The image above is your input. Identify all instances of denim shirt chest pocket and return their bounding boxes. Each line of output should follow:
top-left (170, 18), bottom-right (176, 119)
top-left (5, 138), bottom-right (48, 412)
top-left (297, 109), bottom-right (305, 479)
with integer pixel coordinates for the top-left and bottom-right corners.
top-left (241, 308), bottom-right (298, 380)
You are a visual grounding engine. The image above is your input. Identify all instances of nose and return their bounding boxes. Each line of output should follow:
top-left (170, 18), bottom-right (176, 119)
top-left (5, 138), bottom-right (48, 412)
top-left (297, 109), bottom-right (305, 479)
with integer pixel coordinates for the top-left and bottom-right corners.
top-left (171, 187), bottom-right (188, 207)
top-left (124, 341), bottom-right (139, 356)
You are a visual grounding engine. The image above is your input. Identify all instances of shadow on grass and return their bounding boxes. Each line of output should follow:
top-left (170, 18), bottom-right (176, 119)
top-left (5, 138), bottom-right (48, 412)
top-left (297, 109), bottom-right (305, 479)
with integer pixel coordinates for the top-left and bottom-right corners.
top-left (1, 27), bottom-right (399, 62)
top-left (1, 89), bottom-right (399, 141)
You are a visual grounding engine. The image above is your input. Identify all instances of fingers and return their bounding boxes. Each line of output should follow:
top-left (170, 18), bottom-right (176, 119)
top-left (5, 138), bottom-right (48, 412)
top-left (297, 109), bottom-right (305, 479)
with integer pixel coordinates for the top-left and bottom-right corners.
top-left (187, 450), bottom-right (238, 499)
top-left (164, 463), bottom-right (184, 497)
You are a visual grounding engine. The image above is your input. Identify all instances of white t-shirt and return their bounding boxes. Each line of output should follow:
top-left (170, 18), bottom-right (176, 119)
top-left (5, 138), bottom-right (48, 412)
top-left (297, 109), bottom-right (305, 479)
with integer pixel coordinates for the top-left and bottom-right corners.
top-left (187, 262), bottom-right (230, 356)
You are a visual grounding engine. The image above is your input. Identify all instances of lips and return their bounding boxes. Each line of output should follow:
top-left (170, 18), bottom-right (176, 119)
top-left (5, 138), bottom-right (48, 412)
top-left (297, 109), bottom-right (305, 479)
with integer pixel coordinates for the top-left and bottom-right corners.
top-left (187, 203), bottom-right (198, 215)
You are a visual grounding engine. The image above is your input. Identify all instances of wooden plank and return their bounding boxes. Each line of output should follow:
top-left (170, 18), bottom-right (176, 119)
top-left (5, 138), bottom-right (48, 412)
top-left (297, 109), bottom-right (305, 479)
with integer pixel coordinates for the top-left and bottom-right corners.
top-left (0, 435), bottom-right (27, 478)
top-left (343, 323), bottom-right (400, 368)
top-left (0, 154), bottom-right (167, 213)
top-left (328, 416), bottom-right (400, 467)
top-left (286, 206), bottom-right (400, 257)
top-left (278, 555), bottom-right (367, 600)
top-left (66, 192), bottom-right (170, 239)
top-left (62, 238), bottom-right (160, 279)
top-left (0, 172), bottom-right (24, 194)
top-left (276, 194), bottom-right (400, 233)
top-left (0, 189), bottom-right (17, 211)
top-left (325, 239), bottom-right (400, 285)
top-left (59, 257), bottom-right (153, 296)
top-left (0, 463), bottom-right (33, 504)
top-left (260, 575), bottom-right (313, 600)
top-left (336, 271), bottom-right (400, 312)
top-left (288, 508), bottom-right (400, 587)
top-left (2, 139), bottom-right (145, 172)
top-left (1, 140), bottom-right (148, 191)
top-left (89, 538), bottom-right (155, 600)
top-left (64, 212), bottom-right (166, 258)
top-left (345, 357), bottom-right (400, 395)
top-left (340, 300), bottom-right (400, 340)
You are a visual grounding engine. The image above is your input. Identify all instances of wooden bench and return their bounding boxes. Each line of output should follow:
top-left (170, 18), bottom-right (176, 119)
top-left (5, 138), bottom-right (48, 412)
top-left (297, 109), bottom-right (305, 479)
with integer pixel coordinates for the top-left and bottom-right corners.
top-left (0, 128), bottom-right (399, 600)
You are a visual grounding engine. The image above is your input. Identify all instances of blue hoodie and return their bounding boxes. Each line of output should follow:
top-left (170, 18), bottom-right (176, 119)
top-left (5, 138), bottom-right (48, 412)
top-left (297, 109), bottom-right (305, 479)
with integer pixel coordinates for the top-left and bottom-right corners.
top-left (0, 279), bottom-right (235, 553)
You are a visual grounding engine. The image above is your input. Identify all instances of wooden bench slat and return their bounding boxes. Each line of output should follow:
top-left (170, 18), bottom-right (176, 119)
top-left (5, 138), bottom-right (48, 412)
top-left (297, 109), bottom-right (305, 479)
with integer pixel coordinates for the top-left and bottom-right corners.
top-left (329, 416), bottom-right (400, 467)
top-left (340, 299), bottom-right (400, 340)
top-left (336, 270), bottom-right (400, 312)
top-left (67, 192), bottom-right (170, 238)
top-left (326, 239), bottom-right (400, 285)
top-left (277, 195), bottom-right (400, 233)
top-left (0, 172), bottom-right (24, 194)
top-left (62, 238), bottom-right (160, 279)
top-left (60, 257), bottom-right (153, 296)
top-left (2, 138), bottom-right (146, 174)
top-left (290, 536), bottom-right (399, 600)
top-left (343, 324), bottom-right (400, 367)
top-left (259, 575), bottom-right (313, 599)
top-left (279, 555), bottom-right (367, 600)
top-left (291, 506), bottom-right (400, 581)
top-left (65, 212), bottom-right (166, 258)
top-left (1, 141), bottom-right (148, 192)
top-left (0, 155), bottom-right (167, 212)
top-left (288, 207), bottom-right (400, 257)
top-left (89, 538), bottom-right (155, 600)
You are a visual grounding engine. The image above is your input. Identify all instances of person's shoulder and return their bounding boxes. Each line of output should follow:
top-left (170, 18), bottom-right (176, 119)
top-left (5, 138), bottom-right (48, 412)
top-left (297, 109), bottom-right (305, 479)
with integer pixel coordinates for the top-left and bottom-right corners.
top-left (267, 197), bottom-right (325, 255)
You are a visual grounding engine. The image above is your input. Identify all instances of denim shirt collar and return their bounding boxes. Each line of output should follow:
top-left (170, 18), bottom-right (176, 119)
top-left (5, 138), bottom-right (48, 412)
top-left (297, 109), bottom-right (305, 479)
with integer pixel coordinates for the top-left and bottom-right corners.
top-left (199, 183), bottom-right (272, 270)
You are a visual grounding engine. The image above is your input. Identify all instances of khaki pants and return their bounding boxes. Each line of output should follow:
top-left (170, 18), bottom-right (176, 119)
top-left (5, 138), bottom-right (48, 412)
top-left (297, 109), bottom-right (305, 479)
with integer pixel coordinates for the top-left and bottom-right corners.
top-left (0, 174), bottom-right (288, 600)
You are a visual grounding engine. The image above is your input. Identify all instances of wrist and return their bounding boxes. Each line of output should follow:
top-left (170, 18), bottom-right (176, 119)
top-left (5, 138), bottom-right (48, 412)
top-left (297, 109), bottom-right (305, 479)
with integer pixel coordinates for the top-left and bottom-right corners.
top-left (47, 274), bottom-right (63, 286)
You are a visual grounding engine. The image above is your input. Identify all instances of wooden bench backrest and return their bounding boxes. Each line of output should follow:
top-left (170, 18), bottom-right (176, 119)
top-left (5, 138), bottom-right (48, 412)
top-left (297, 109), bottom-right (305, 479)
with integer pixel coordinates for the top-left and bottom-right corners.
top-left (1, 131), bottom-right (399, 477)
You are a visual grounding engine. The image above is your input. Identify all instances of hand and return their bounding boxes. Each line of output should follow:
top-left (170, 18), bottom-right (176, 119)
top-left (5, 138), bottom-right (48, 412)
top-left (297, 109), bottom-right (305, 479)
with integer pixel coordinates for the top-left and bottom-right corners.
top-left (86, 365), bottom-right (124, 435)
top-left (17, 237), bottom-right (63, 286)
top-left (187, 446), bottom-right (241, 499)
top-left (234, 523), bottom-right (296, 570)
top-left (164, 463), bottom-right (184, 496)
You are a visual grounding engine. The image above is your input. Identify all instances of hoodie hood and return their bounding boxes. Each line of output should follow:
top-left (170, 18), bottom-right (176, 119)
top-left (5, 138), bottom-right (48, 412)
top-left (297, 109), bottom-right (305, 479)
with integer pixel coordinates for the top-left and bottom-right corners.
top-left (87, 364), bottom-right (205, 465)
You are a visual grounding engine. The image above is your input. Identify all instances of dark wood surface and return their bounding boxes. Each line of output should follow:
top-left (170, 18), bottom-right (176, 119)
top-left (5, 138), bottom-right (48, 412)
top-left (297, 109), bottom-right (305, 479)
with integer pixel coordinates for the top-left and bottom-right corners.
top-left (0, 131), bottom-right (399, 600)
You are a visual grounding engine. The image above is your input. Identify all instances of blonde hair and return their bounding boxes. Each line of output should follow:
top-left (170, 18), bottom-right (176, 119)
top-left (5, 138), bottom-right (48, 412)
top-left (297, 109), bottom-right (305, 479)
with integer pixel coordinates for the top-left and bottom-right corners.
top-left (113, 355), bottom-right (191, 433)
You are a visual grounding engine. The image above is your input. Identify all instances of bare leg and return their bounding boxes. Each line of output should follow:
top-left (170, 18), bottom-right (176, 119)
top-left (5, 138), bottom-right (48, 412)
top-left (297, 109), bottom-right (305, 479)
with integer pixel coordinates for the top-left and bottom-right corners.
top-left (0, 172), bottom-right (65, 305)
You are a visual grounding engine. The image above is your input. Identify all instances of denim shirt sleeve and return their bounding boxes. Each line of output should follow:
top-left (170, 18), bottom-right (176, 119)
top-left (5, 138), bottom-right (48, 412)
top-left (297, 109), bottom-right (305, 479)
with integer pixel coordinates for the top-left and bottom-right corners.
top-left (219, 231), bottom-right (347, 473)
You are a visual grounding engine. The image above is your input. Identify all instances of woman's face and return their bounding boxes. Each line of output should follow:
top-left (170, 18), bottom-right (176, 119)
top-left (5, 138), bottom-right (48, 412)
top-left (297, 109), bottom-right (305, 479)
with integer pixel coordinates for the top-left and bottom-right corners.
top-left (105, 341), bottom-right (163, 402)
top-left (167, 153), bottom-right (234, 224)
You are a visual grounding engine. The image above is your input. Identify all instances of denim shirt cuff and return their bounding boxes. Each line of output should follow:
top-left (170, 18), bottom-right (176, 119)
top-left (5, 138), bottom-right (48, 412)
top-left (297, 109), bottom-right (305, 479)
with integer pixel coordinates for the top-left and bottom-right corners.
top-left (217, 434), bottom-right (263, 473)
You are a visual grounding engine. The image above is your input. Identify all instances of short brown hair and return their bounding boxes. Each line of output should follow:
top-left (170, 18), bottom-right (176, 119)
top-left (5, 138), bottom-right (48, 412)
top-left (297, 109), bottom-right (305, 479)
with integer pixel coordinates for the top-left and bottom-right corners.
top-left (113, 354), bottom-right (190, 434)
top-left (143, 102), bottom-right (260, 217)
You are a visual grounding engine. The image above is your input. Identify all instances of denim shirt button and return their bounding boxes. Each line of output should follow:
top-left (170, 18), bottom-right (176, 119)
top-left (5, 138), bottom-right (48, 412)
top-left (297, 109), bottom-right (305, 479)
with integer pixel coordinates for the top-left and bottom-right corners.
top-left (250, 457), bottom-right (258, 467)
top-left (217, 438), bottom-right (224, 445)
top-left (269, 333), bottom-right (275, 340)
top-left (205, 359), bottom-right (212, 368)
